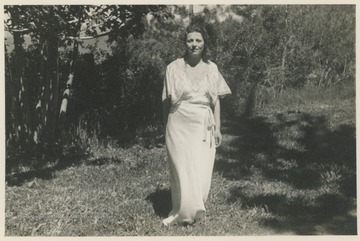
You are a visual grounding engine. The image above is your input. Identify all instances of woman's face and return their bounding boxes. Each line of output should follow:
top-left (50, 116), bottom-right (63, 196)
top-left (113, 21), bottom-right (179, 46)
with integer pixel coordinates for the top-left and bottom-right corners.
top-left (186, 32), bottom-right (205, 57)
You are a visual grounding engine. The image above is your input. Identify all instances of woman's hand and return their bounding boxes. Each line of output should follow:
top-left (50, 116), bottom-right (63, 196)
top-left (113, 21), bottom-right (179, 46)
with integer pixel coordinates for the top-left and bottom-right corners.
top-left (213, 97), bottom-right (222, 148)
top-left (214, 129), bottom-right (222, 147)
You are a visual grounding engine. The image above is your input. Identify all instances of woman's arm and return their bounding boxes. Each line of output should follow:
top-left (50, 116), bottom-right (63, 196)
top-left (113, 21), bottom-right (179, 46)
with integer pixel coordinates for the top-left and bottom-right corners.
top-left (162, 98), bottom-right (170, 131)
top-left (214, 97), bottom-right (222, 147)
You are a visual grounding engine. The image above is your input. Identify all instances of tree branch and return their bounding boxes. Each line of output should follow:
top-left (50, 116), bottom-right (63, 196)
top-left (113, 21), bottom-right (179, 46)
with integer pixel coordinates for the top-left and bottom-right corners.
top-left (5, 28), bottom-right (31, 34)
top-left (68, 30), bottom-right (111, 40)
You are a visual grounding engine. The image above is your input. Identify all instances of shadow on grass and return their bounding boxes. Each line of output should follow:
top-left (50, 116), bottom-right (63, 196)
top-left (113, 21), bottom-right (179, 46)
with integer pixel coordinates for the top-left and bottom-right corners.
top-left (217, 112), bottom-right (356, 191)
top-left (215, 116), bottom-right (279, 180)
top-left (145, 188), bottom-right (172, 218)
top-left (6, 146), bottom-right (88, 187)
top-left (215, 108), bottom-right (356, 234)
top-left (228, 187), bottom-right (357, 235)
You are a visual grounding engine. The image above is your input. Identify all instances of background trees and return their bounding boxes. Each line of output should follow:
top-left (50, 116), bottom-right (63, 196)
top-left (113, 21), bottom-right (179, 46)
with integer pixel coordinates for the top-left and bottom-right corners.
top-left (213, 5), bottom-right (355, 113)
top-left (4, 5), bottom-right (355, 169)
top-left (4, 5), bottom-right (169, 168)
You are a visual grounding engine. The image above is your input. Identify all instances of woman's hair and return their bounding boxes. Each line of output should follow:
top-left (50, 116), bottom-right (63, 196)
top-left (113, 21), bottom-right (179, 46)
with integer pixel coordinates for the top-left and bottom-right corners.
top-left (184, 24), bottom-right (212, 63)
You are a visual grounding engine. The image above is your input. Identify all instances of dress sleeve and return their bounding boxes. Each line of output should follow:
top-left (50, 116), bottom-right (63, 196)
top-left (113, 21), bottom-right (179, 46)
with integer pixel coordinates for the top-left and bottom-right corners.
top-left (162, 65), bottom-right (170, 101)
top-left (217, 71), bottom-right (231, 98)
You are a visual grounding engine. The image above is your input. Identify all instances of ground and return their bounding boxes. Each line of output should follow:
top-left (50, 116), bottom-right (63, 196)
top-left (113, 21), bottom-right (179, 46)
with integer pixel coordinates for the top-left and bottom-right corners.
top-left (5, 86), bottom-right (357, 236)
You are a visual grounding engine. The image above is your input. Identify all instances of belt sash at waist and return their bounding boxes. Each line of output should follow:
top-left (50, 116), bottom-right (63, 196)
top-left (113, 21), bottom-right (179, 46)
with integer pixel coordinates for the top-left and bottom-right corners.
top-left (178, 102), bottom-right (216, 148)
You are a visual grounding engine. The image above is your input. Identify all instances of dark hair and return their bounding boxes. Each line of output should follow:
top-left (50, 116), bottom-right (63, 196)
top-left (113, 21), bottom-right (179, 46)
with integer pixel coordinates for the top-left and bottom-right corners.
top-left (184, 24), bottom-right (211, 63)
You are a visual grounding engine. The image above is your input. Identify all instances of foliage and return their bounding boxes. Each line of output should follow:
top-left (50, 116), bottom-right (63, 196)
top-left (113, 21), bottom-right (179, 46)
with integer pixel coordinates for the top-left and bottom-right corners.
top-left (86, 5), bottom-right (171, 42)
top-left (84, 16), bottom-right (184, 139)
top-left (214, 5), bottom-right (355, 112)
top-left (5, 5), bottom-right (170, 167)
top-left (5, 4), bottom-right (356, 175)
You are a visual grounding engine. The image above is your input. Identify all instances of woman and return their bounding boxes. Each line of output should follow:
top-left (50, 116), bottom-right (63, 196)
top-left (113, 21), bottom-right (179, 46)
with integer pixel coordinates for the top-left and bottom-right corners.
top-left (162, 24), bottom-right (231, 226)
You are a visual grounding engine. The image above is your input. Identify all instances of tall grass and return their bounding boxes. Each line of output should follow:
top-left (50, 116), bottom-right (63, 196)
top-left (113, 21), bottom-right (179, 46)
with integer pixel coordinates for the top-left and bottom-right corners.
top-left (255, 80), bottom-right (355, 111)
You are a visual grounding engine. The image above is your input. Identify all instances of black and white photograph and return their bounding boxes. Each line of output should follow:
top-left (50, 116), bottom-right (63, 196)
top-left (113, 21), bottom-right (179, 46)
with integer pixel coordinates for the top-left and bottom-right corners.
top-left (2, 2), bottom-right (358, 236)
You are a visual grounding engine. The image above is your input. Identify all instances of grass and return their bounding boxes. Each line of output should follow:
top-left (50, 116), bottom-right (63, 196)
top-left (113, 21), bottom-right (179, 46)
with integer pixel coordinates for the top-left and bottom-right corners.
top-left (5, 82), bottom-right (357, 236)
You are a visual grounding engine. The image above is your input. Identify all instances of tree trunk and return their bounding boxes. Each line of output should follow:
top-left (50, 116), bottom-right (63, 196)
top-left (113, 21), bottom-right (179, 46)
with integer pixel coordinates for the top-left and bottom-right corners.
top-left (189, 5), bottom-right (194, 17)
top-left (12, 32), bottom-right (32, 150)
top-left (44, 34), bottom-right (59, 149)
top-left (5, 41), bottom-right (16, 145)
top-left (33, 41), bottom-right (47, 144)
top-left (280, 5), bottom-right (290, 92)
top-left (59, 10), bottom-right (82, 119)
top-left (59, 40), bottom-right (79, 117)
top-left (48, 34), bottom-right (60, 147)
top-left (35, 34), bottom-right (59, 153)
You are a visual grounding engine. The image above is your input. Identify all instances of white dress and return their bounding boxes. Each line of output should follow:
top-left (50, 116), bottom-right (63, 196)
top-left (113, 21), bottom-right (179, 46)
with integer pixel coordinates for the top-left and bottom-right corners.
top-left (162, 58), bottom-right (231, 226)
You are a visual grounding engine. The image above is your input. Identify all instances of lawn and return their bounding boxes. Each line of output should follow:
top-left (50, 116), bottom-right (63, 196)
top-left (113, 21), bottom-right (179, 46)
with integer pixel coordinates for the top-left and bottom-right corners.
top-left (5, 84), bottom-right (357, 236)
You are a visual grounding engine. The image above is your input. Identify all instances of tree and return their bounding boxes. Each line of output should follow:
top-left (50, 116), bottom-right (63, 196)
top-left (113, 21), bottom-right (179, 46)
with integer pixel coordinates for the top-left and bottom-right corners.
top-left (213, 5), bottom-right (355, 113)
top-left (4, 5), bottom-right (169, 161)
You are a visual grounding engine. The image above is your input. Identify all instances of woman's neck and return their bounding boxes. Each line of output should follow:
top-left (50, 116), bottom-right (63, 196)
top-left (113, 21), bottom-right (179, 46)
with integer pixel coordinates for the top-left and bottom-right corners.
top-left (185, 55), bottom-right (202, 67)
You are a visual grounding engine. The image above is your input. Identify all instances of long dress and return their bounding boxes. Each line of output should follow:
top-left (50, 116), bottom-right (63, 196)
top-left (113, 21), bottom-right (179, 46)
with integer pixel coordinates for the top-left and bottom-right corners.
top-left (162, 58), bottom-right (231, 226)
